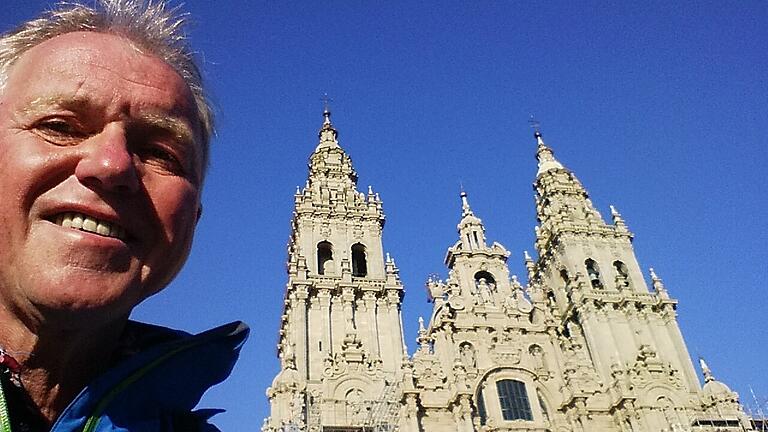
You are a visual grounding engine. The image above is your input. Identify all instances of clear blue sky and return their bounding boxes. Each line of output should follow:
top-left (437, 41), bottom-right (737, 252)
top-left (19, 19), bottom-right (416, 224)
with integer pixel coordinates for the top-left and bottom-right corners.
top-left (4, 1), bottom-right (767, 429)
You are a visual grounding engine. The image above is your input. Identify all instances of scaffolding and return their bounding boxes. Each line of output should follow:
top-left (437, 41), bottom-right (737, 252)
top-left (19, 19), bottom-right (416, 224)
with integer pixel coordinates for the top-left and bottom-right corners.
top-left (306, 392), bottom-right (322, 432)
top-left (300, 381), bottom-right (401, 432)
top-left (364, 381), bottom-right (401, 432)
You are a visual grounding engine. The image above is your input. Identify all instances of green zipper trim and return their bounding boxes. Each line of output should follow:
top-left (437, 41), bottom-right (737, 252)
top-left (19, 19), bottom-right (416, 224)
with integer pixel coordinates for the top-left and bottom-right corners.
top-left (0, 375), bottom-right (12, 432)
top-left (81, 340), bottom-right (201, 432)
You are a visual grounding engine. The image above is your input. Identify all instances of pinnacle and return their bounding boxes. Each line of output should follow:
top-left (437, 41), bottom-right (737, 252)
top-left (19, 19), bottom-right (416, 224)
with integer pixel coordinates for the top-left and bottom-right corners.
top-left (316, 108), bottom-right (339, 150)
top-left (534, 131), bottom-right (564, 176)
top-left (460, 191), bottom-right (473, 218)
top-left (699, 358), bottom-right (716, 383)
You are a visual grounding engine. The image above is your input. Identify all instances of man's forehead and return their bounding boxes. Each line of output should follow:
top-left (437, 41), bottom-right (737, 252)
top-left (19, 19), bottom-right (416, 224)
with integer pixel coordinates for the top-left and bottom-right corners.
top-left (2, 31), bottom-right (205, 180)
top-left (19, 33), bottom-right (184, 93)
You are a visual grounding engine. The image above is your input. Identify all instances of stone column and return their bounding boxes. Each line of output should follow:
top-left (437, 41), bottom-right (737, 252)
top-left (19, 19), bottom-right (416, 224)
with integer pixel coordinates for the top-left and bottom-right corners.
top-left (294, 284), bottom-right (310, 378)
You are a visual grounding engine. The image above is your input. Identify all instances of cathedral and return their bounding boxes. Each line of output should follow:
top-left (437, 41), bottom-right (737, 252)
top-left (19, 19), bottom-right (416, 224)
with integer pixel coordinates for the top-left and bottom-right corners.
top-left (262, 110), bottom-right (755, 432)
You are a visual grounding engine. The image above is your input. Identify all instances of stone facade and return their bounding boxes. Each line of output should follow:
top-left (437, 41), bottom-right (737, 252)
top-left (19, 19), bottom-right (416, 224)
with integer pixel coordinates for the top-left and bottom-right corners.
top-left (263, 114), bottom-right (754, 432)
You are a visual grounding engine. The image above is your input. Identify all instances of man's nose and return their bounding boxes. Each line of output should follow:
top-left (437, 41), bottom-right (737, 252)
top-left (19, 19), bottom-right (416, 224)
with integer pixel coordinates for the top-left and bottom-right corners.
top-left (74, 123), bottom-right (140, 194)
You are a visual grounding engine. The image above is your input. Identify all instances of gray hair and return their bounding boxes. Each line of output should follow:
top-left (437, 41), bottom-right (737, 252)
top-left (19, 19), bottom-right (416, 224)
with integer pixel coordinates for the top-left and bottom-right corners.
top-left (0, 0), bottom-right (214, 176)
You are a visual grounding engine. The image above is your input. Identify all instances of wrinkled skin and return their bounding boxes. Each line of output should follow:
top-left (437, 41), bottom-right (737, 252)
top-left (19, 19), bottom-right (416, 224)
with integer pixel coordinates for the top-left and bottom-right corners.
top-left (0, 31), bottom-right (204, 329)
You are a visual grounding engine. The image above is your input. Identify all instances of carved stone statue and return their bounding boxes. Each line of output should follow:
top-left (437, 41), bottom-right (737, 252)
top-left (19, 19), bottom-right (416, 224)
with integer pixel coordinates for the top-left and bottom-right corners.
top-left (477, 278), bottom-right (494, 304)
top-left (459, 343), bottom-right (476, 369)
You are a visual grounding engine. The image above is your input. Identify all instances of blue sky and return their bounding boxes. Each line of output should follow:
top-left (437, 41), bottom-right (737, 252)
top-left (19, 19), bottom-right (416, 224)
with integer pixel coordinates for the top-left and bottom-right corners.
top-left (4, 1), bottom-right (767, 429)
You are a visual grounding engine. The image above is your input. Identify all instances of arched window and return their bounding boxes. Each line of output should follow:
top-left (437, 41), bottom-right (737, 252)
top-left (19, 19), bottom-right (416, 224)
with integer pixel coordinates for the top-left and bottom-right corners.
top-left (560, 269), bottom-right (570, 290)
top-left (496, 379), bottom-right (532, 421)
top-left (474, 271), bottom-right (496, 286)
top-left (351, 243), bottom-right (367, 277)
top-left (317, 241), bottom-right (333, 275)
top-left (613, 260), bottom-right (630, 288)
top-left (585, 259), bottom-right (603, 289)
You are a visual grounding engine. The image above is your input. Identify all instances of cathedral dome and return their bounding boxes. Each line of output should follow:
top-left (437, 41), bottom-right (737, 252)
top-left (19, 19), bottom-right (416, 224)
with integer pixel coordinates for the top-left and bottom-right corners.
top-left (699, 358), bottom-right (737, 403)
top-left (702, 379), bottom-right (733, 399)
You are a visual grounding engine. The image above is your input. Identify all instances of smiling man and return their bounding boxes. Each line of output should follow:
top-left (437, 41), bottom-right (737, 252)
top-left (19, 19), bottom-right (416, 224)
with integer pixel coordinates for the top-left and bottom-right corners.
top-left (0, 1), bottom-right (247, 431)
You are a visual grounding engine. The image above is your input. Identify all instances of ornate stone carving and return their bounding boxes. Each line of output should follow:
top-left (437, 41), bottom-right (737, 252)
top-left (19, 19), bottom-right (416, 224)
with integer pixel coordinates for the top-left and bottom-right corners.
top-left (412, 354), bottom-right (447, 390)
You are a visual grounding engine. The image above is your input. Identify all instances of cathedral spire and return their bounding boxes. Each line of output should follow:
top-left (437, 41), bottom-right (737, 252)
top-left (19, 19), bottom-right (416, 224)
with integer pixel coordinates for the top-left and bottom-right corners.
top-left (531, 128), bottom-right (610, 255)
top-left (305, 108), bottom-right (359, 195)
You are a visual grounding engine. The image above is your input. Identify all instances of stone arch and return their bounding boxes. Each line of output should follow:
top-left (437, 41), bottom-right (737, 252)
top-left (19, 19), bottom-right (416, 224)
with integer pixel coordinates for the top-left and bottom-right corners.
top-left (613, 260), bottom-right (630, 288)
top-left (638, 383), bottom-right (685, 407)
top-left (474, 270), bottom-right (496, 285)
top-left (472, 367), bottom-right (540, 426)
top-left (330, 375), bottom-right (378, 401)
top-left (351, 243), bottom-right (367, 277)
top-left (317, 241), bottom-right (333, 275)
top-left (585, 258), bottom-right (603, 289)
top-left (329, 376), bottom-right (380, 426)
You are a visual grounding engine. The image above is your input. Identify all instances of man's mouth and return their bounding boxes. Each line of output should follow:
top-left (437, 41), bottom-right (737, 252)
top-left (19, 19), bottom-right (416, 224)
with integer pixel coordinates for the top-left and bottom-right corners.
top-left (53, 212), bottom-right (127, 240)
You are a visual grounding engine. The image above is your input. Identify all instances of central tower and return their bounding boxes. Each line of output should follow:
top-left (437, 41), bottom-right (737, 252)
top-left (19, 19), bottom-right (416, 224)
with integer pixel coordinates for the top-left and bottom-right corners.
top-left (264, 110), bottom-right (406, 432)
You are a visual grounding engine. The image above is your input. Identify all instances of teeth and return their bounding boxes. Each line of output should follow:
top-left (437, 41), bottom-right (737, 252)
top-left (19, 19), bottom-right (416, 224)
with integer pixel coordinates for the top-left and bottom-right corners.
top-left (54, 212), bottom-right (126, 240)
top-left (71, 214), bottom-right (83, 229)
top-left (82, 217), bottom-right (97, 232)
top-left (96, 222), bottom-right (111, 236)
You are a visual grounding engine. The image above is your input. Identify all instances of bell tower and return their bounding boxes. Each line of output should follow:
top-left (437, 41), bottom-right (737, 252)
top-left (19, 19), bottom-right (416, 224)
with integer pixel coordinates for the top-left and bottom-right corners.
top-left (264, 109), bottom-right (406, 432)
top-left (528, 128), bottom-right (722, 430)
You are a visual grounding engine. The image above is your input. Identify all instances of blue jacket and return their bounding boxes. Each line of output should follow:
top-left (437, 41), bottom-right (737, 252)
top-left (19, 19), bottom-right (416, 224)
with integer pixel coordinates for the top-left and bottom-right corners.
top-left (48, 321), bottom-right (249, 432)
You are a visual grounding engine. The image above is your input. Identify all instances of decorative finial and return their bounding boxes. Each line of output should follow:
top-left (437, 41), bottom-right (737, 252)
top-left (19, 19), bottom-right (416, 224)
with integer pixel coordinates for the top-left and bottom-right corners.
top-left (699, 357), bottom-right (715, 383)
top-left (416, 317), bottom-right (431, 352)
top-left (460, 190), bottom-right (473, 217)
top-left (649, 267), bottom-right (659, 280)
top-left (610, 205), bottom-right (629, 231)
top-left (316, 93), bottom-right (339, 146)
top-left (649, 267), bottom-right (669, 298)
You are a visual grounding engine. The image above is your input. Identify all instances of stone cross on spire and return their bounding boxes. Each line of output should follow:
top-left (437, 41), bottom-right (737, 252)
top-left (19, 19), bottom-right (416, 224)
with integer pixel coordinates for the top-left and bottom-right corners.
top-left (321, 93), bottom-right (333, 112)
top-left (320, 93), bottom-right (334, 126)
top-left (528, 115), bottom-right (542, 137)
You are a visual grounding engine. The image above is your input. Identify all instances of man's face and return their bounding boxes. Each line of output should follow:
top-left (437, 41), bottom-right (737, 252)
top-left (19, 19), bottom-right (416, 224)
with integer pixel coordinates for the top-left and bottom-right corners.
top-left (0, 32), bottom-right (203, 325)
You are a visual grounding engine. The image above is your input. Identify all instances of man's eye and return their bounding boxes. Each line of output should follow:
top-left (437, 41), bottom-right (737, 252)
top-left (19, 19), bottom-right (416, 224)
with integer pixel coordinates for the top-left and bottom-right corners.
top-left (33, 119), bottom-right (87, 144)
top-left (138, 146), bottom-right (186, 176)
